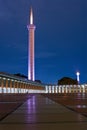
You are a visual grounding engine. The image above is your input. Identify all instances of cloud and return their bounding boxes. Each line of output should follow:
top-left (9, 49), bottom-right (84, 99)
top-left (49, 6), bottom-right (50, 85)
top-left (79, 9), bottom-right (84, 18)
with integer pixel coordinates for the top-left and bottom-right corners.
top-left (17, 51), bottom-right (56, 61)
top-left (7, 42), bottom-right (27, 52)
top-left (36, 52), bottom-right (56, 59)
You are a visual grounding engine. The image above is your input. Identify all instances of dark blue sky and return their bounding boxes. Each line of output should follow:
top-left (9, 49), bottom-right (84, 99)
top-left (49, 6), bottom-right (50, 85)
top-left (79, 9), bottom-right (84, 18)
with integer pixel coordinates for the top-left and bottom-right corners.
top-left (0, 0), bottom-right (87, 84)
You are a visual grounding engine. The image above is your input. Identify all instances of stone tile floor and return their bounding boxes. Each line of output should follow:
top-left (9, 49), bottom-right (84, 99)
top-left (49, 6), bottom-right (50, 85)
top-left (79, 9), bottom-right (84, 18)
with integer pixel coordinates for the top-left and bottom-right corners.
top-left (0, 94), bottom-right (87, 130)
top-left (0, 94), bottom-right (31, 120)
top-left (44, 93), bottom-right (87, 116)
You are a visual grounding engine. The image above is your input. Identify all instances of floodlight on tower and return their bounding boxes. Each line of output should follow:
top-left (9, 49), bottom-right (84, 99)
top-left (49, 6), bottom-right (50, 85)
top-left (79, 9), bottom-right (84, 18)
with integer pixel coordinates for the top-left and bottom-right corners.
top-left (30, 8), bottom-right (33, 25)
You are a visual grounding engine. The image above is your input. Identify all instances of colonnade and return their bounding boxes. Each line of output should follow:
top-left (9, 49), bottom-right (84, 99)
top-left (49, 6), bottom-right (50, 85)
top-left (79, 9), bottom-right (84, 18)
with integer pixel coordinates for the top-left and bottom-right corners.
top-left (0, 73), bottom-right (87, 94)
top-left (45, 85), bottom-right (87, 93)
top-left (0, 76), bottom-right (45, 93)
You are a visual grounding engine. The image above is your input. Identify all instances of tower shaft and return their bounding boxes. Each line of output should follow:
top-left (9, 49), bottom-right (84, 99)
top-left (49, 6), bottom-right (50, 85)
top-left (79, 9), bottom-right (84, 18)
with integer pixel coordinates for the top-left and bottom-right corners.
top-left (27, 8), bottom-right (35, 81)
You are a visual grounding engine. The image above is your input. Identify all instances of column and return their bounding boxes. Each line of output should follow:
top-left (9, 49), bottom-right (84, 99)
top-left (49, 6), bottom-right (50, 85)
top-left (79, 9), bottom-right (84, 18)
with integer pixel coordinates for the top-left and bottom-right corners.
top-left (0, 77), bottom-right (1, 93)
top-left (10, 80), bottom-right (12, 93)
top-left (17, 81), bottom-right (19, 93)
top-left (6, 79), bottom-right (8, 93)
top-left (1, 78), bottom-right (4, 93)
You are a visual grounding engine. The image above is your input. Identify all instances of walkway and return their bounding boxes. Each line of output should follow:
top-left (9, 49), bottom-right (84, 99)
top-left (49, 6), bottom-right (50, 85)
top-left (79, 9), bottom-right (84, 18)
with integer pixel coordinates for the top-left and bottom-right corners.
top-left (0, 94), bottom-right (87, 130)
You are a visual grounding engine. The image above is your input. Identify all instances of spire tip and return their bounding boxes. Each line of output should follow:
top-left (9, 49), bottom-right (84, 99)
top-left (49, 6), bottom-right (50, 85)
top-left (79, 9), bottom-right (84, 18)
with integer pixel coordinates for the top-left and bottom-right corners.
top-left (30, 7), bottom-right (33, 24)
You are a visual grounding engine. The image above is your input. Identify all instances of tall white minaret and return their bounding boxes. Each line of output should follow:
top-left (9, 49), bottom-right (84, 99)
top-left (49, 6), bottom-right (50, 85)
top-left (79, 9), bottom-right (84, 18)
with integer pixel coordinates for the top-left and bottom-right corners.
top-left (27, 8), bottom-right (36, 81)
top-left (76, 71), bottom-right (80, 84)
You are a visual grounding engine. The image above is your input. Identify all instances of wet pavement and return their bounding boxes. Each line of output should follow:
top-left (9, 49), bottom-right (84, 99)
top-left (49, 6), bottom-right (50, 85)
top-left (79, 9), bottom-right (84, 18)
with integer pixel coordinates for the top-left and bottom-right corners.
top-left (44, 93), bottom-right (87, 116)
top-left (0, 94), bottom-right (87, 130)
top-left (0, 94), bottom-right (31, 120)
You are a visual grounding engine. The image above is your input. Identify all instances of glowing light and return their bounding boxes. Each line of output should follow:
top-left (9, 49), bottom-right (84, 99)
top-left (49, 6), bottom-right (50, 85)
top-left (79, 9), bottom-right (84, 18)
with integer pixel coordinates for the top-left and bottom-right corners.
top-left (30, 8), bottom-right (33, 25)
top-left (76, 71), bottom-right (80, 76)
top-left (3, 78), bottom-right (6, 80)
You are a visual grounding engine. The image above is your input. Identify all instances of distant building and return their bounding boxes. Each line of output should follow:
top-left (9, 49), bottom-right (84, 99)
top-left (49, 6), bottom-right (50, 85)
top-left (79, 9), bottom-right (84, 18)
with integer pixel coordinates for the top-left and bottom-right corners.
top-left (58, 77), bottom-right (78, 85)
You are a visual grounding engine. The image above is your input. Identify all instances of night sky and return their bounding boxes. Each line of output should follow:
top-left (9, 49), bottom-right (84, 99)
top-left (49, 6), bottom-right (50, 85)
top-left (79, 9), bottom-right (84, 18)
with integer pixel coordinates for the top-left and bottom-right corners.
top-left (0, 0), bottom-right (87, 84)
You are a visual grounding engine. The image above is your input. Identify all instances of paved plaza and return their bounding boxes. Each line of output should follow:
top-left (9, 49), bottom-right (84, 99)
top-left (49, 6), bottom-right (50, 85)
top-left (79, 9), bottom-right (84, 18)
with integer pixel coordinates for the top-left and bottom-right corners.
top-left (0, 94), bottom-right (87, 130)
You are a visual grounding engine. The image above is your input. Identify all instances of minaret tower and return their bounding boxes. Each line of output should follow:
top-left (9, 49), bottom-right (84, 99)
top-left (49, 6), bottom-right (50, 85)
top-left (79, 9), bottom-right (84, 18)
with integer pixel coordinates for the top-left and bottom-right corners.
top-left (76, 71), bottom-right (80, 84)
top-left (27, 8), bottom-right (36, 81)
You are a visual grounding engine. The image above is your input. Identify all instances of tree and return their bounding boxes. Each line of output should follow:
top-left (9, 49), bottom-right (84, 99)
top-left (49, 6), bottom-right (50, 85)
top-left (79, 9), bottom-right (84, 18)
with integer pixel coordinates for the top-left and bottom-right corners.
top-left (14, 73), bottom-right (28, 79)
top-left (58, 77), bottom-right (78, 85)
